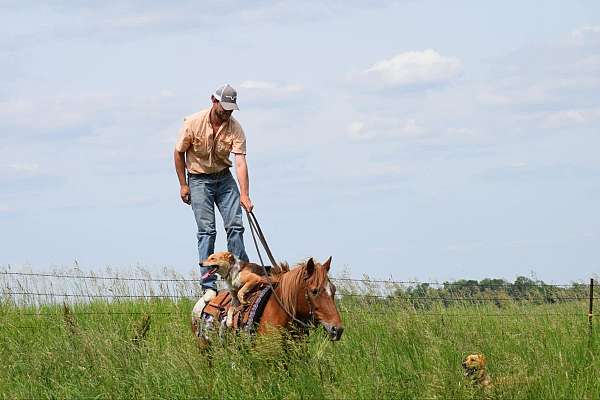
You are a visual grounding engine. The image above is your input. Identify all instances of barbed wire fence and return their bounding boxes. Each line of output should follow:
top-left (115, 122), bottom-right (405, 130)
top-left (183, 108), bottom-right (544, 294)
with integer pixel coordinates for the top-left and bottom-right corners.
top-left (0, 269), bottom-right (597, 332)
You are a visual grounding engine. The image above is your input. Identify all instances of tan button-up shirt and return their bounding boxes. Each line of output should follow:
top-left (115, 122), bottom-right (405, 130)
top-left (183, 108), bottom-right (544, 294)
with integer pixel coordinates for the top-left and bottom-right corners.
top-left (175, 108), bottom-right (246, 174)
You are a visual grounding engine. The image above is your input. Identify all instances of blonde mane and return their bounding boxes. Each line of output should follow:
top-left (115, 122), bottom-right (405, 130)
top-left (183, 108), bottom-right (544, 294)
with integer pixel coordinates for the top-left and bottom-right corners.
top-left (274, 260), bottom-right (328, 316)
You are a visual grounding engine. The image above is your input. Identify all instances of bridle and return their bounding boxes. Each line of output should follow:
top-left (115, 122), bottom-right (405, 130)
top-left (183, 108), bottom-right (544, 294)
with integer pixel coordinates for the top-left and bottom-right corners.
top-left (303, 286), bottom-right (317, 326)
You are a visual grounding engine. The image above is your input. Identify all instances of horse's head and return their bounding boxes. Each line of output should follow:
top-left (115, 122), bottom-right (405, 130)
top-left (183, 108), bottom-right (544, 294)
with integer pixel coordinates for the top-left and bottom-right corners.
top-left (302, 257), bottom-right (344, 341)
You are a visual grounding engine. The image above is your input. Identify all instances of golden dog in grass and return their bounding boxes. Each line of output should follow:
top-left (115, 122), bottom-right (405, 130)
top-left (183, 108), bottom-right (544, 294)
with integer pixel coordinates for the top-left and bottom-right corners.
top-left (462, 353), bottom-right (492, 388)
top-left (201, 251), bottom-right (270, 326)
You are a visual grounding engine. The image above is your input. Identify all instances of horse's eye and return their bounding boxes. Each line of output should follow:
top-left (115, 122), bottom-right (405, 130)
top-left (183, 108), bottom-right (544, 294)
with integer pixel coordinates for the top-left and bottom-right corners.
top-left (311, 288), bottom-right (319, 296)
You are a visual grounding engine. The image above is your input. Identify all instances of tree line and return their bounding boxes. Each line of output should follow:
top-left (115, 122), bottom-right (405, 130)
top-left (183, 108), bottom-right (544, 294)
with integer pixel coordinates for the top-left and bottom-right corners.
top-left (388, 276), bottom-right (591, 308)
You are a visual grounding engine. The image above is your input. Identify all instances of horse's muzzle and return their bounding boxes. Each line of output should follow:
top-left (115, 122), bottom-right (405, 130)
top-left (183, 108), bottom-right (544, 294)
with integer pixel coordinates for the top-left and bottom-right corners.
top-left (322, 323), bottom-right (344, 341)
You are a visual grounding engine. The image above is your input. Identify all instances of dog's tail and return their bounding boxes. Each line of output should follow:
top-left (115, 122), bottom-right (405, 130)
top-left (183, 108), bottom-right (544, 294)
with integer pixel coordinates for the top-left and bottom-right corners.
top-left (269, 261), bottom-right (290, 278)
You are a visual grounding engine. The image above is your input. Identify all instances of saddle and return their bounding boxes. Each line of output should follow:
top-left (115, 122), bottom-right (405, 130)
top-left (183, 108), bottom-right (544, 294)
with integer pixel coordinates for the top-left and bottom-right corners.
top-left (201, 284), bottom-right (272, 333)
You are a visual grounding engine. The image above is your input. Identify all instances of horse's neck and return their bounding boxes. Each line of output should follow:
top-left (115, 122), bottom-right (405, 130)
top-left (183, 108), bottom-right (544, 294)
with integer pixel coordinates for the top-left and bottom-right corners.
top-left (275, 282), bottom-right (308, 318)
top-left (258, 271), bottom-right (313, 332)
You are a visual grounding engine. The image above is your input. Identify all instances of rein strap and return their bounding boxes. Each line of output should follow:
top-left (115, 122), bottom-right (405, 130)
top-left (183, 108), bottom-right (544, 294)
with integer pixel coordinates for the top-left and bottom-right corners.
top-left (244, 210), bottom-right (312, 329)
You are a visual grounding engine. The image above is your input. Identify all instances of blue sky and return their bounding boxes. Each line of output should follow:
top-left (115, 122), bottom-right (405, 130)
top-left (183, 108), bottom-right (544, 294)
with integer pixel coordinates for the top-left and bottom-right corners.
top-left (1, 1), bottom-right (599, 283)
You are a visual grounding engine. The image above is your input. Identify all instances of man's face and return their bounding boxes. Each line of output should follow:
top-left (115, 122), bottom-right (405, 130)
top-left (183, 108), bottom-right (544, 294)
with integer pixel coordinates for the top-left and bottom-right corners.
top-left (212, 97), bottom-right (233, 121)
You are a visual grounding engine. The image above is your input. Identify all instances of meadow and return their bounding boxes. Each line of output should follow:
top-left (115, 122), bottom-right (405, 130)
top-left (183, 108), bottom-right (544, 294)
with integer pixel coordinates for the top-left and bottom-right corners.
top-left (1, 270), bottom-right (598, 399)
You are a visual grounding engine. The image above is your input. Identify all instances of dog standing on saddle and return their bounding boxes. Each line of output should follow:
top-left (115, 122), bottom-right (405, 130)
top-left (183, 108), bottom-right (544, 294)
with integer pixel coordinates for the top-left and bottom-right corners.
top-left (197, 251), bottom-right (269, 327)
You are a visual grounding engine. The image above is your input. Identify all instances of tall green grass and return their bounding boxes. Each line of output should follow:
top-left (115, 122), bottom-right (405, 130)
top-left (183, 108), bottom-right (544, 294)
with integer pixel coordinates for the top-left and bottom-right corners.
top-left (2, 297), bottom-right (598, 399)
top-left (0, 301), bottom-right (600, 399)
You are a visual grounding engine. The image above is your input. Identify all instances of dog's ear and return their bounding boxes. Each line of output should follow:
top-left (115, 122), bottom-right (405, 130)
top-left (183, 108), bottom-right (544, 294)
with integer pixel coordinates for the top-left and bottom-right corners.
top-left (322, 256), bottom-right (332, 272)
top-left (305, 258), bottom-right (315, 279)
top-left (478, 354), bottom-right (487, 367)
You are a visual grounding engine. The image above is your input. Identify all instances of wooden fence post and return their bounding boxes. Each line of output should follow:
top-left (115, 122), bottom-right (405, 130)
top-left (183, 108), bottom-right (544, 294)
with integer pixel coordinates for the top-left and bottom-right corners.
top-left (589, 278), bottom-right (594, 339)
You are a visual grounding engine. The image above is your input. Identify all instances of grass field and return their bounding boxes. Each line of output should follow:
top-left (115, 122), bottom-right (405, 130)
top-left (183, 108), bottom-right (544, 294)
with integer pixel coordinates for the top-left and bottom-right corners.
top-left (2, 289), bottom-right (599, 399)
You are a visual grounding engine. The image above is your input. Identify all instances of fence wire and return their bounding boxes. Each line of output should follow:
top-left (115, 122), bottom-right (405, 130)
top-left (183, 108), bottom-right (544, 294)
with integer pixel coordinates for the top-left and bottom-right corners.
top-left (0, 307), bottom-right (591, 333)
top-left (0, 270), bottom-right (586, 287)
top-left (1, 269), bottom-right (596, 314)
top-left (1, 290), bottom-right (596, 302)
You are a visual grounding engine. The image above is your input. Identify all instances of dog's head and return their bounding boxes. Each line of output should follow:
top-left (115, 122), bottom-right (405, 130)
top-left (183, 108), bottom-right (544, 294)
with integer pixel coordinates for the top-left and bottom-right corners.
top-left (201, 251), bottom-right (236, 279)
top-left (462, 353), bottom-right (487, 377)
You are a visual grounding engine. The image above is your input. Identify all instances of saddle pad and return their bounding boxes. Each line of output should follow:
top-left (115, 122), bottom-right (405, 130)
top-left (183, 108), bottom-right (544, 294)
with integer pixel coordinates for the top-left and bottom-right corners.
top-left (241, 285), bottom-right (272, 333)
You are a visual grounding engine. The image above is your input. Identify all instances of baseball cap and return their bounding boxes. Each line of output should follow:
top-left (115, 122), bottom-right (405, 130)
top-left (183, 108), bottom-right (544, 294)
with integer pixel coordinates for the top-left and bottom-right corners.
top-left (213, 84), bottom-right (239, 111)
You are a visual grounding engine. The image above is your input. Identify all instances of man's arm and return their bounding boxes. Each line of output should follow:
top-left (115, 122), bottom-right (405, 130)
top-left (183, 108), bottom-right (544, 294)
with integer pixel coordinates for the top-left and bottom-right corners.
top-left (174, 150), bottom-right (190, 204)
top-left (235, 153), bottom-right (253, 211)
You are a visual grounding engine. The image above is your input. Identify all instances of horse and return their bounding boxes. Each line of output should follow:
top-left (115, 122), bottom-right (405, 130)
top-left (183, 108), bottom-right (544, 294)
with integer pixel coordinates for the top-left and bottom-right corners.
top-left (192, 256), bottom-right (344, 347)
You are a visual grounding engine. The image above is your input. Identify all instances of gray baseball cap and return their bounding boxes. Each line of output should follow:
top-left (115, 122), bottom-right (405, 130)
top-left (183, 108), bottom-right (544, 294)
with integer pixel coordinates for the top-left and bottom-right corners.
top-left (213, 84), bottom-right (239, 111)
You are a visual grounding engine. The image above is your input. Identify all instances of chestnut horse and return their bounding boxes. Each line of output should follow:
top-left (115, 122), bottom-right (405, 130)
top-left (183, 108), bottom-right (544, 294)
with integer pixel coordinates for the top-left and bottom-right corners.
top-left (257, 256), bottom-right (344, 340)
top-left (193, 257), bottom-right (344, 344)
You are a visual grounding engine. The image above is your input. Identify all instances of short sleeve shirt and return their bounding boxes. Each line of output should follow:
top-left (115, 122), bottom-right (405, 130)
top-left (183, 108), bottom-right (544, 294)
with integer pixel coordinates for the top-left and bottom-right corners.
top-left (175, 108), bottom-right (246, 174)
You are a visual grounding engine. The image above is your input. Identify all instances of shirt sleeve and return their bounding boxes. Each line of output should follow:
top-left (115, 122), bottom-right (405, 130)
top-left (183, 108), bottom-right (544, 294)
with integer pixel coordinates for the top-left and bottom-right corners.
top-left (174, 120), bottom-right (192, 152)
top-left (231, 123), bottom-right (247, 155)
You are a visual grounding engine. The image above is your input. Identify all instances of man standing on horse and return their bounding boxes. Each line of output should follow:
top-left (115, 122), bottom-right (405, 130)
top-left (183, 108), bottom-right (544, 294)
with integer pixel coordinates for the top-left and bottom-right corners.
top-left (174, 84), bottom-right (253, 310)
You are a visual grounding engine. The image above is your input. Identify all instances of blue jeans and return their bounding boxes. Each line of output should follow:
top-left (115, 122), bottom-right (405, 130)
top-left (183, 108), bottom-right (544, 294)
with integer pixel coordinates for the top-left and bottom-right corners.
top-left (189, 169), bottom-right (249, 291)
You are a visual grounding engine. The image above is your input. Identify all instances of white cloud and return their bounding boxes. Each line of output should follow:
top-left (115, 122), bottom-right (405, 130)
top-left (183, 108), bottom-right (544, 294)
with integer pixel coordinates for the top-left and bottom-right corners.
top-left (348, 121), bottom-right (373, 140)
top-left (348, 117), bottom-right (425, 141)
top-left (542, 107), bottom-right (600, 129)
top-left (237, 80), bottom-right (305, 108)
top-left (504, 105), bottom-right (600, 131)
top-left (2, 1), bottom-right (402, 52)
top-left (240, 80), bottom-right (277, 90)
top-left (358, 49), bottom-right (462, 88)
top-left (239, 80), bottom-right (303, 93)
top-left (0, 94), bottom-right (113, 131)
top-left (443, 127), bottom-right (485, 143)
top-left (0, 162), bottom-right (42, 179)
top-left (10, 163), bottom-right (40, 174)
top-left (105, 14), bottom-right (164, 29)
top-left (478, 83), bottom-right (558, 108)
top-left (479, 26), bottom-right (600, 112)
top-left (0, 91), bottom-right (179, 137)
top-left (569, 26), bottom-right (600, 46)
top-left (546, 110), bottom-right (586, 126)
top-left (446, 127), bottom-right (469, 136)
top-left (364, 163), bottom-right (406, 177)
top-left (395, 119), bottom-right (424, 137)
top-left (509, 161), bottom-right (528, 168)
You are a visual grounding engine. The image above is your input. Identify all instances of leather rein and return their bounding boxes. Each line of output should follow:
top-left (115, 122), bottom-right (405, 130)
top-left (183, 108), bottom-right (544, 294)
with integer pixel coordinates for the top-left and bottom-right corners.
top-left (244, 210), bottom-right (314, 329)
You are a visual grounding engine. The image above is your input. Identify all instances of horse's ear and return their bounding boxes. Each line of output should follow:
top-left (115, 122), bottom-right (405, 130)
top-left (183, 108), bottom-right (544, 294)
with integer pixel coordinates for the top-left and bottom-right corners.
top-left (322, 256), bottom-right (332, 272)
top-left (305, 258), bottom-right (315, 279)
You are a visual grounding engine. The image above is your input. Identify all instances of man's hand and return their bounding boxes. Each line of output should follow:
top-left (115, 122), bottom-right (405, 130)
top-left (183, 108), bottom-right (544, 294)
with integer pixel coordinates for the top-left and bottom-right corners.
top-left (235, 154), bottom-right (252, 212)
top-left (180, 184), bottom-right (191, 205)
top-left (174, 150), bottom-right (190, 204)
top-left (240, 195), bottom-right (253, 212)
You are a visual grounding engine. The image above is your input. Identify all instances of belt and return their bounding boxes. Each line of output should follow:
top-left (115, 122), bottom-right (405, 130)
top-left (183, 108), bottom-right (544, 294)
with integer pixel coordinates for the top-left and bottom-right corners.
top-left (188, 168), bottom-right (230, 178)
